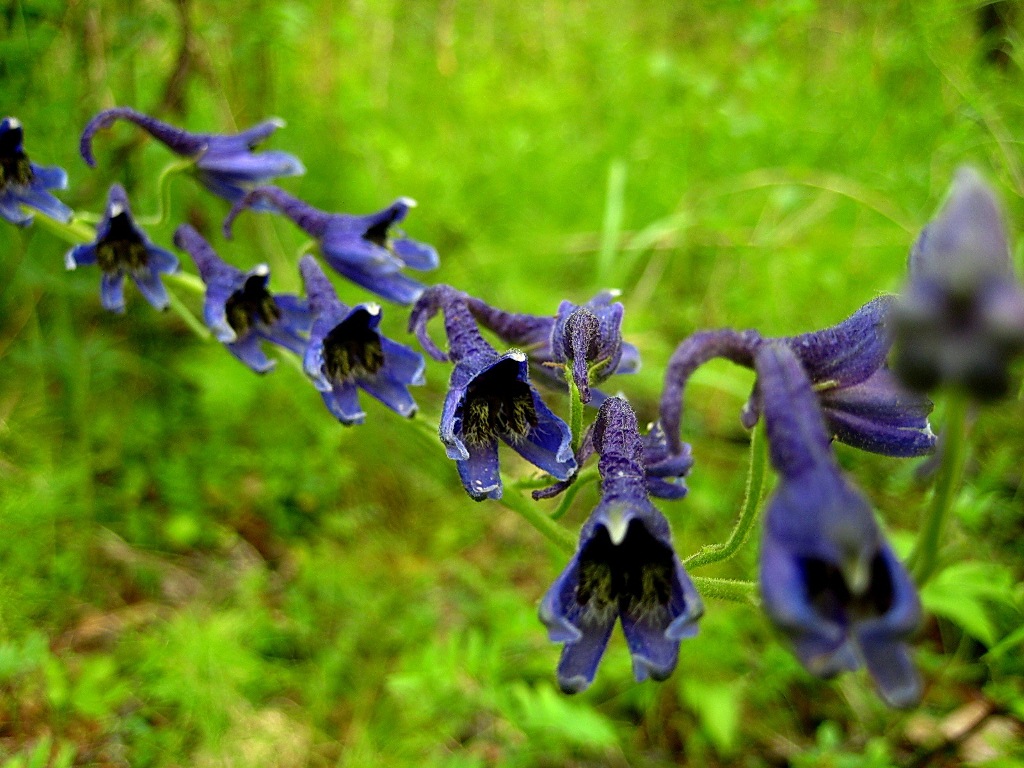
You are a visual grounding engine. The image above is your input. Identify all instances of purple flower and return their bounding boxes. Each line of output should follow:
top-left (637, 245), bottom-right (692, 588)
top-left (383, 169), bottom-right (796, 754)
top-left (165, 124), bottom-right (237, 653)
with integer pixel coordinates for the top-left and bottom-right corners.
top-left (299, 255), bottom-right (424, 424)
top-left (173, 224), bottom-right (312, 372)
top-left (80, 108), bottom-right (304, 204)
top-left (465, 289), bottom-right (641, 401)
top-left (539, 397), bottom-right (703, 693)
top-left (225, 186), bottom-right (438, 306)
top-left (409, 285), bottom-right (575, 500)
top-left (659, 298), bottom-right (936, 461)
top-left (892, 167), bottom-right (1024, 399)
top-left (0, 117), bottom-right (73, 226)
top-left (65, 184), bottom-right (178, 313)
top-left (755, 340), bottom-right (922, 709)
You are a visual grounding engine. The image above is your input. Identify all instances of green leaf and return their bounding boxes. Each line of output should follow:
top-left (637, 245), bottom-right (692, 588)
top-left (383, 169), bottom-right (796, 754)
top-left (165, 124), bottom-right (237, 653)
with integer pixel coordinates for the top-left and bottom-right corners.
top-left (921, 562), bottom-right (1020, 646)
top-left (681, 678), bottom-right (744, 757)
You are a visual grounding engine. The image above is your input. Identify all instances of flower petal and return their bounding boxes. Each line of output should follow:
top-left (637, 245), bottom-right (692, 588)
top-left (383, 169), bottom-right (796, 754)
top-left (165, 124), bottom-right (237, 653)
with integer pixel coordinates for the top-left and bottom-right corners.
top-left (131, 268), bottom-right (170, 311)
top-left (100, 272), bottom-right (126, 313)
top-left (502, 391), bottom-right (576, 480)
top-left (456, 440), bottom-right (502, 501)
top-left (322, 382), bottom-right (366, 425)
top-left (392, 237), bottom-right (439, 271)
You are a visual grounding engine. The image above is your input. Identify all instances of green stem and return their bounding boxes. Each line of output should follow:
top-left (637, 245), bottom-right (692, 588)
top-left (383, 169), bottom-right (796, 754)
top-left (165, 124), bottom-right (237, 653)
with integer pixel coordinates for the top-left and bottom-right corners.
top-left (685, 420), bottom-right (768, 569)
top-left (164, 288), bottom-right (210, 340)
top-left (139, 156), bottom-right (197, 227)
top-left (498, 478), bottom-right (577, 553)
top-left (163, 270), bottom-right (207, 295)
top-left (692, 577), bottom-right (759, 605)
top-left (567, 369), bottom-right (584, 454)
top-left (32, 211), bottom-right (95, 245)
top-left (910, 396), bottom-right (969, 584)
top-left (550, 472), bottom-right (597, 520)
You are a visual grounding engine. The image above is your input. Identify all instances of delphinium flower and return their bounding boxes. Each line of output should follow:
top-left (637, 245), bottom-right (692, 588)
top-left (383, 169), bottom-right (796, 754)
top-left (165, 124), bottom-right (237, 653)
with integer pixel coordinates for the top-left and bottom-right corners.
top-left (539, 396), bottom-right (703, 693)
top-left (173, 224), bottom-right (312, 372)
top-left (465, 289), bottom-right (641, 401)
top-left (0, 117), bottom-right (73, 226)
top-left (299, 255), bottom-right (424, 424)
top-left (891, 167), bottom-right (1024, 399)
top-left (754, 339), bottom-right (922, 708)
top-left (409, 284), bottom-right (575, 500)
top-left (80, 107), bottom-right (305, 204)
top-left (224, 186), bottom-right (438, 306)
top-left (658, 297), bottom-right (936, 464)
top-left (64, 183), bottom-right (178, 313)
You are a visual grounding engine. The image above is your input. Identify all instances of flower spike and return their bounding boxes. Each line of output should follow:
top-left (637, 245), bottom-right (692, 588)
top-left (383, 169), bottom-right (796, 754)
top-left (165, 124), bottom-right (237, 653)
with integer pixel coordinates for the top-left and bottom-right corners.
top-left (0, 117), bottom-right (73, 226)
top-left (540, 397), bottom-right (703, 692)
top-left (80, 108), bottom-right (304, 204)
top-left (226, 186), bottom-right (438, 306)
top-left (65, 183), bottom-right (179, 312)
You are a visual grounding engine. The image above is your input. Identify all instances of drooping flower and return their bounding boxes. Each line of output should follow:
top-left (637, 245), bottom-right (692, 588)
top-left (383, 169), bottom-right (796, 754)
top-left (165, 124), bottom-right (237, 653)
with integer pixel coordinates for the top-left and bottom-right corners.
top-left (891, 167), bottom-right (1024, 400)
top-left (658, 297), bottom-right (936, 462)
top-left (299, 255), bottom-right (424, 424)
top-left (224, 186), bottom-right (438, 306)
top-left (539, 397), bottom-right (703, 693)
top-left (0, 117), bottom-right (73, 226)
top-left (80, 108), bottom-right (305, 204)
top-left (173, 224), bottom-right (312, 372)
top-left (409, 285), bottom-right (576, 500)
top-left (755, 340), bottom-right (922, 709)
top-left (64, 183), bottom-right (178, 313)
top-left (465, 289), bottom-right (641, 400)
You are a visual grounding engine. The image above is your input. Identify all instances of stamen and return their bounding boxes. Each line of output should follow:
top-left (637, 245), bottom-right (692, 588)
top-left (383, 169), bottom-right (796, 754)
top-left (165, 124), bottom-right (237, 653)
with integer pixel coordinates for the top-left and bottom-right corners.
top-left (95, 213), bottom-right (149, 273)
top-left (460, 359), bottom-right (538, 447)
top-left (225, 275), bottom-right (281, 336)
top-left (0, 125), bottom-right (34, 187)
top-left (574, 520), bottom-right (675, 622)
top-left (323, 313), bottom-right (385, 381)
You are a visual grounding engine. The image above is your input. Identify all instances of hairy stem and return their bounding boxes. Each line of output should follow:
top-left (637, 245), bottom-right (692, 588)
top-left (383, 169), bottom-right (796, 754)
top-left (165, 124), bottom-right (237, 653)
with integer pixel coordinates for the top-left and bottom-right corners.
top-left (498, 480), bottom-right (577, 553)
top-left (692, 577), bottom-right (759, 605)
top-left (910, 395), bottom-right (969, 584)
top-left (685, 420), bottom-right (768, 569)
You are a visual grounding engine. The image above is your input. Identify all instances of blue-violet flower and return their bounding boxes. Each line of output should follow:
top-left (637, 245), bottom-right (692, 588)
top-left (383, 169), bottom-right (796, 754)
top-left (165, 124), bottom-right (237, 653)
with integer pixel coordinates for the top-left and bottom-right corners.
top-left (0, 117), bottom-right (73, 226)
top-left (65, 183), bottom-right (179, 313)
top-left (409, 285), bottom-right (576, 500)
top-left (80, 108), bottom-right (304, 204)
top-left (225, 186), bottom-right (438, 306)
top-left (465, 289), bottom-right (641, 401)
top-left (658, 297), bottom-right (936, 463)
top-left (539, 396), bottom-right (703, 693)
top-left (891, 166), bottom-right (1024, 399)
top-left (299, 255), bottom-right (424, 424)
top-left (755, 340), bottom-right (922, 709)
top-left (173, 224), bottom-right (312, 372)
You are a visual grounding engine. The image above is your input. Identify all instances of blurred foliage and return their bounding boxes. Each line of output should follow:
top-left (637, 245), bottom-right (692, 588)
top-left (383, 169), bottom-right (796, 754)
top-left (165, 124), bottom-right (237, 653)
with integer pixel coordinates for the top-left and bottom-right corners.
top-left (2, 0), bottom-right (1024, 765)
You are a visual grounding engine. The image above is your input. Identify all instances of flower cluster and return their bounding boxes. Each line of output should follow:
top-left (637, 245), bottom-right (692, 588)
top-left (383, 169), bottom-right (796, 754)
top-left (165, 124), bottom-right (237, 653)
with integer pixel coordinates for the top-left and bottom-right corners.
top-left (8, 103), bottom-right (1020, 710)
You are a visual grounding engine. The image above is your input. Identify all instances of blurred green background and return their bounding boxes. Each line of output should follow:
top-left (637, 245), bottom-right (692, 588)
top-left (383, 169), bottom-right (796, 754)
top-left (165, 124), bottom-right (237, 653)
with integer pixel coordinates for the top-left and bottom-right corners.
top-left (2, 0), bottom-right (1024, 765)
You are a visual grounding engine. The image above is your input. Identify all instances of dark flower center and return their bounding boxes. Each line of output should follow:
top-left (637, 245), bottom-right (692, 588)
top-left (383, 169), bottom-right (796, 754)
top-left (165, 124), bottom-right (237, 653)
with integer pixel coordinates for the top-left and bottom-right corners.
top-left (323, 312), bottom-right (385, 381)
top-left (225, 275), bottom-right (281, 337)
top-left (363, 210), bottom-right (400, 249)
top-left (801, 552), bottom-right (894, 625)
top-left (576, 518), bottom-right (675, 619)
top-left (0, 127), bottom-right (33, 188)
top-left (96, 212), bottom-right (149, 274)
top-left (461, 358), bottom-right (538, 446)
